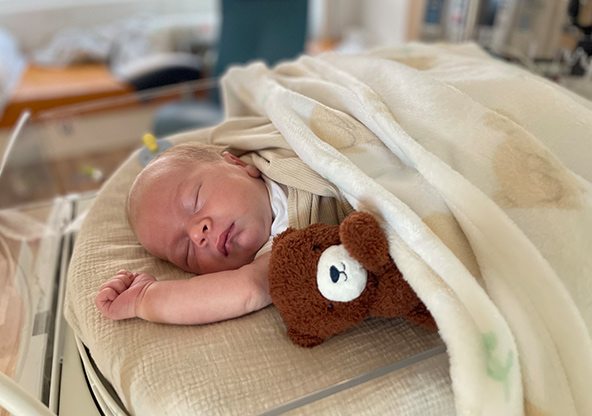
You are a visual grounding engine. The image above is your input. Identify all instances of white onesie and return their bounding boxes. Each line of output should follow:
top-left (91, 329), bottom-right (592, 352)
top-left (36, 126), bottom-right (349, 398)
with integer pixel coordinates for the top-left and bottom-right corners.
top-left (255, 175), bottom-right (289, 258)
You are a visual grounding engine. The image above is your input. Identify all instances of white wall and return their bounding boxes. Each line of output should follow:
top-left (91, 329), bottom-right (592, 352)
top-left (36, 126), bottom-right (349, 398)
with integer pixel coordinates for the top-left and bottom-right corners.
top-left (308, 0), bottom-right (359, 39)
top-left (0, 0), bottom-right (426, 57)
top-left (0, 0), bottom-right (218, 53)
top-left (309, 0), bottom-right (426, 49)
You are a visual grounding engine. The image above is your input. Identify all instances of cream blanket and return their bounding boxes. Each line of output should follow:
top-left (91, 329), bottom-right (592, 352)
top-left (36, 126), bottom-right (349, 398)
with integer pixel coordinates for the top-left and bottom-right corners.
top-left (219, 43), bottom-right (592, 416)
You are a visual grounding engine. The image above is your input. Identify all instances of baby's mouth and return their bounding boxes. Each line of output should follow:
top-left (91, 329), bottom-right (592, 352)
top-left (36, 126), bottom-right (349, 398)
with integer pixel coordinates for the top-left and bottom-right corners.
top-left (217, 223), bottom-right (234, 257)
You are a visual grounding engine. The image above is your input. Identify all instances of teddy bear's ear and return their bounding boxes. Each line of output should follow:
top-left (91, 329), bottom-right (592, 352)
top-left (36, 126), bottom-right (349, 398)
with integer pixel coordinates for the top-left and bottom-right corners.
top-left (287, 328), bottom-right (325, 348)
top-left (340, 212), bottom-right (391, 274)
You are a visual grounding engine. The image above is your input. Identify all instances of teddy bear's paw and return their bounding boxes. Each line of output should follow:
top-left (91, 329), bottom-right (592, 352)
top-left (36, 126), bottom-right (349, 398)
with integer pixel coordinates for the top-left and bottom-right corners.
top-left (287, 328), bottom-right (325, 348)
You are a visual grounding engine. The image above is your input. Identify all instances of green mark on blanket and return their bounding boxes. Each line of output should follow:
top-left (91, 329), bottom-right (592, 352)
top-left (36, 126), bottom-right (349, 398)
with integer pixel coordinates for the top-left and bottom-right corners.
top-left (400, 45), bottom-right (413, 55)
top-left (483, 332), bottom-right (513, 401)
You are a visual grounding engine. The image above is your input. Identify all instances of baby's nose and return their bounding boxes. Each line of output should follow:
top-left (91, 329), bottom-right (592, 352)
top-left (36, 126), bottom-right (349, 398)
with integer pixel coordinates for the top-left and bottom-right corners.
top-left (188, 217), bottom-right (212, 248)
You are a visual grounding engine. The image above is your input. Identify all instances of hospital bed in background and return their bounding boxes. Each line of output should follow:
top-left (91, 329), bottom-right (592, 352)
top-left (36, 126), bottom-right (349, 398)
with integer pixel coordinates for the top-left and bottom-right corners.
top-left (129, 0), bottom-right (309, 138)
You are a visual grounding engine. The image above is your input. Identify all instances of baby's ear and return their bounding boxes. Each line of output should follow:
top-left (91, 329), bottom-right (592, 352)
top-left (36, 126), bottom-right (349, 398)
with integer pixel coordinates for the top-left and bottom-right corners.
top-left (222, 152), bottom-right (244, 165)
top-left (245, 164), bottom-right (261, 178)
top-left (222, 152), bottom-right (261, 178)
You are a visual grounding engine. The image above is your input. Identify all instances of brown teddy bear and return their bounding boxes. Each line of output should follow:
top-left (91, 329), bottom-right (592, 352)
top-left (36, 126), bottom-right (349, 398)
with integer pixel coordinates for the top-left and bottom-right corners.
top-left (269, 211), bottom-right (437, 348)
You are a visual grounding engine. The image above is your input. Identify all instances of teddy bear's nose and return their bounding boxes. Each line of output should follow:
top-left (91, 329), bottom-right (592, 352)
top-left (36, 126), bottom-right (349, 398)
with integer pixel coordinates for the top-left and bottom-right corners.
top-left (330, 266), bottom-right (339, 283)
top-left (330, 265), bottom-right (347, 283)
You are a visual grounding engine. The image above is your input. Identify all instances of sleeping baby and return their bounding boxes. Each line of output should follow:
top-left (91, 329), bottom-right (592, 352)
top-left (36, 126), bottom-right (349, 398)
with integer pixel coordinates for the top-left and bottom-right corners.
top-left (95, 142), bottom-right (289, 324)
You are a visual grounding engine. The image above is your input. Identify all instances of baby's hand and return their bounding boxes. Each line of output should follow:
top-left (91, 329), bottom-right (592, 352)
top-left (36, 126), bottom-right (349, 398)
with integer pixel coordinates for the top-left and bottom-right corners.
top-left (95, 270), bottom-right (156, 320)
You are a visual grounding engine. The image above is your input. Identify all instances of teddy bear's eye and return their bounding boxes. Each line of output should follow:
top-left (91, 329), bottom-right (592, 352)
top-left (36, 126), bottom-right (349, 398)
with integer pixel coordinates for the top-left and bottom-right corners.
top-left (313, 245), bottom-right (321, 251)
top-left (328, 302), bottom-right (334, 311)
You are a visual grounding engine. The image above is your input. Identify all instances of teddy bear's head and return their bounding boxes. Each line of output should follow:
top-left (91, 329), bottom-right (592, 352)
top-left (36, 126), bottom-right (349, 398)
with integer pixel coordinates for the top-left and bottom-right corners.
top-left (269, 212), bottom-right (436, 348)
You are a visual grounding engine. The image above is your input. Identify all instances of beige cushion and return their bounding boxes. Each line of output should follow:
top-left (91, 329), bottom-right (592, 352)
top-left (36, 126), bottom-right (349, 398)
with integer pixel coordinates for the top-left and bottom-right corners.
top-left (64, 128), bottom-right (453, 416)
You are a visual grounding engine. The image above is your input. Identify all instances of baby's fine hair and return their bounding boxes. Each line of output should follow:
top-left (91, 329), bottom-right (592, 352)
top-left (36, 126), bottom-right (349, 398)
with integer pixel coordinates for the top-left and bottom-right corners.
top-left (152, 141), bottom-right (228, 165)
top-left (126, 142), bottom-right (227, 231)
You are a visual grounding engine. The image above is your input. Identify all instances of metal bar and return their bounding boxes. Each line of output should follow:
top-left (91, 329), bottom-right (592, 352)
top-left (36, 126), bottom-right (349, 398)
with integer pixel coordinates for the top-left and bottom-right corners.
top-left (258, 344), bottom-right (448, 416)
top-left (48, 215), bottom-right (74, 413)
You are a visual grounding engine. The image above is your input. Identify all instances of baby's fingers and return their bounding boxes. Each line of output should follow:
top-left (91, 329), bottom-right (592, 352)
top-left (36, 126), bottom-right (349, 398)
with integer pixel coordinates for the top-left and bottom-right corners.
top-left (95, 287), bottom-right (133, 320)
top-left (95, 287), bottom-right (117, 314)
top-left (99, 273), bottom-right (134, 293)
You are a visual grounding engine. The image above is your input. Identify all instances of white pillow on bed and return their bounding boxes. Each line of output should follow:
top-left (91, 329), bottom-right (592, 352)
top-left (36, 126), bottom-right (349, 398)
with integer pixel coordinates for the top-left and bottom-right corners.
top-left (64, 127), bottom-right (453, 416)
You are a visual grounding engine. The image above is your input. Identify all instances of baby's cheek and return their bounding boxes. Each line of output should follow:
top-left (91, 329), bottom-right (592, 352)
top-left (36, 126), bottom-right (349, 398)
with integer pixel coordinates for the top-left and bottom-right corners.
top-left (236, 228), bottom-right (267, 255)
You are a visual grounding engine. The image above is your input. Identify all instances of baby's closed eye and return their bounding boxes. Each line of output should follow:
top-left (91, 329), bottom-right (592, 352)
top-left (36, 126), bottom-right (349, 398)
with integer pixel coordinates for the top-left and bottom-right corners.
top-left (193, 185), bottom-right (201, 211)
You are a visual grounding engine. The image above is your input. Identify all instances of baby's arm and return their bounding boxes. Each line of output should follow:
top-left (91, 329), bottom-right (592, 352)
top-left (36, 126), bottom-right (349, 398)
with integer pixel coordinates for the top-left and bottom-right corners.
top-left (95, 252), bottom-right (271, 325)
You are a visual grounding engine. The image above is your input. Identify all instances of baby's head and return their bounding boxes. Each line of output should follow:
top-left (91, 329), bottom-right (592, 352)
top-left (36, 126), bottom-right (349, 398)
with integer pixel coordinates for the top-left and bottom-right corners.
top-left (127, 142), bottom-right (272, 274)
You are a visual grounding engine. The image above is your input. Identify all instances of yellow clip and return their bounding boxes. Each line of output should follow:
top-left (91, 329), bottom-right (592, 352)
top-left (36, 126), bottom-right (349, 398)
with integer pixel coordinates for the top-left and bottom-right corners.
top-left (142, 133), bottom-right (158, 153)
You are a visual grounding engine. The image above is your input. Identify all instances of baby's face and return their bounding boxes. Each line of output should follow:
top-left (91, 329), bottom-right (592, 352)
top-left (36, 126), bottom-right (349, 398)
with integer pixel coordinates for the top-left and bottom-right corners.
top-left (131, 153), bottom-right (272, 274)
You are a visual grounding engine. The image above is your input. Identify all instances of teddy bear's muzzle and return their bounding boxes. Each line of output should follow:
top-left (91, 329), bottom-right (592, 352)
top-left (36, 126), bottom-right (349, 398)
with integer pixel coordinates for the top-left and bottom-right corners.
top-left (317, 244), bottom-right (368, 302)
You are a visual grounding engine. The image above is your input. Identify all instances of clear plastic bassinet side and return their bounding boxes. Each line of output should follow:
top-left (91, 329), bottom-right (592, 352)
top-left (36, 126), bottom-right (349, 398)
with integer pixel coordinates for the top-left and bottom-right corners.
top-left (0, 111), bottom-right (64, 416)
top-left (0, 78), bottom-right (221, 416)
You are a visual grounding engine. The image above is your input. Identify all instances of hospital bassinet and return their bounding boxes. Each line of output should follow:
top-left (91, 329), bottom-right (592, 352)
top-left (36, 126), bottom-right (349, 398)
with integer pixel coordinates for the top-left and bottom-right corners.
top-left (0, 80), bottom-right (453, 416)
